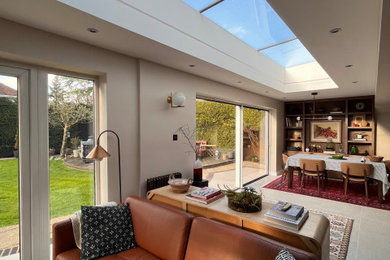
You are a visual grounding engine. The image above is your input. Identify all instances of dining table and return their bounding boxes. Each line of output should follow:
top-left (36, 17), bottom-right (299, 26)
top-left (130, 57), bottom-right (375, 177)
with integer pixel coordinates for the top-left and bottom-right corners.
top-left (285, 153), bottom-right (389, 203)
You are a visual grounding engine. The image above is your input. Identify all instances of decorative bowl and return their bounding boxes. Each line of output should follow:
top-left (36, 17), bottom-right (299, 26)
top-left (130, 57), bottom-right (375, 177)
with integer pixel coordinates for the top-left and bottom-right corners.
top-left (366, 156), bottom-right (384, 162)
top-left (332, 154), bottom-right (344, 159)
top-left (168, 174), bottom-right (192, 193)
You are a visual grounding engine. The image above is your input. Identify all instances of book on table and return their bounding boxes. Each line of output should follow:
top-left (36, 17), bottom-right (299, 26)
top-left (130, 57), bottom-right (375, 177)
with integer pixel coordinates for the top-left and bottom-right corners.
top-left (265, 209), bottom-right (309, 231)
top-left (185, 192), bottom-right (224, 204)
top-left (270, 201), bottom-right (304, 221)
top-left (189, 187), bottom-right (221, 200)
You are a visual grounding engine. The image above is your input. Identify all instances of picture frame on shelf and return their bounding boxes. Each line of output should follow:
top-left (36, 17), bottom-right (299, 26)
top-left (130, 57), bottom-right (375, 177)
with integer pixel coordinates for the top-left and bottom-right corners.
top-left (310, 120), bottom-right (342, 143)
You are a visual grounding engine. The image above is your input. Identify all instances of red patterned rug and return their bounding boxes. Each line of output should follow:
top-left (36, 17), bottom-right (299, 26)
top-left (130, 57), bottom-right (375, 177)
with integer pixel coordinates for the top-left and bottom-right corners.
top-left (263, 176), bottom-right (390, 210)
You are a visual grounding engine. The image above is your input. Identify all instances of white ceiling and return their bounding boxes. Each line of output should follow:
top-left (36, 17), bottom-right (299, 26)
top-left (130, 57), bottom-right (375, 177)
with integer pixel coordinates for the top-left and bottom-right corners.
top-left (0, 0), bottom-right (383, 101)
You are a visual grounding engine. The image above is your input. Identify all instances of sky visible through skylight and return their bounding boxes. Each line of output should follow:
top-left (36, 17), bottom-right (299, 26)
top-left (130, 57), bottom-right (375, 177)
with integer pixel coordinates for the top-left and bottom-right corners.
top-left (182, 0), bottom-right (315, 67)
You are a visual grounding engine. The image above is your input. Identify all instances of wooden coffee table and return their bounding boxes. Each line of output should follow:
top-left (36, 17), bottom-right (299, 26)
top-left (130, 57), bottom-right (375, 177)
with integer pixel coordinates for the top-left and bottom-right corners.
top-left (147, 186), bottom-right (330, 260)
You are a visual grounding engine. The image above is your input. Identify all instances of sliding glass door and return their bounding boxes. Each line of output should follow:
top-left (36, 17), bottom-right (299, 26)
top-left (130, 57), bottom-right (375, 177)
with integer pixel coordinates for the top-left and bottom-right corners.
top-left (196, 98), bottom-right (269, 189)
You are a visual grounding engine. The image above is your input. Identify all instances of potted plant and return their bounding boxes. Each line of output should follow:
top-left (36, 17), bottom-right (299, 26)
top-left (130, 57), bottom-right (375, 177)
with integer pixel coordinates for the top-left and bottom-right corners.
top-left (70, 137), bottom-right (81, 158)
top-left (219, 186), bottom-right (262, 213)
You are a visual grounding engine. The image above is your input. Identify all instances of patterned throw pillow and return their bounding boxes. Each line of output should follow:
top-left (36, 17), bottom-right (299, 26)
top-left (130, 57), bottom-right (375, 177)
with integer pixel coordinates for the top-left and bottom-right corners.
top-left (275, 248), bottom-right (296, 260)
top-left (81, 204), bottom-right (136, 260)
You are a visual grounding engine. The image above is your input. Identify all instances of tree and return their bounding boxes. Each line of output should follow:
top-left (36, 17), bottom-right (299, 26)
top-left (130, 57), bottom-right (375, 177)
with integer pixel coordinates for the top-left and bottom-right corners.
top-left (48, 75), bottom-right (93, 158)
top-left (0, 97), bottom-right (18, 157)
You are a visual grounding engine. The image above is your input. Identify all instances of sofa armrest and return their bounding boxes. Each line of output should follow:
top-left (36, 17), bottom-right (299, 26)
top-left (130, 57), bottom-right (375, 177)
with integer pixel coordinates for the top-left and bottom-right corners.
top-left (52, 219), bottom-right (77, 260)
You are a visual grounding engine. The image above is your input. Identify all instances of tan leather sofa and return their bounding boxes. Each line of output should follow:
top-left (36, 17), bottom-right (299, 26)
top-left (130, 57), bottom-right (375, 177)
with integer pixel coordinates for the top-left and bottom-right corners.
top-left (53, 196), bottom-right (316, 260)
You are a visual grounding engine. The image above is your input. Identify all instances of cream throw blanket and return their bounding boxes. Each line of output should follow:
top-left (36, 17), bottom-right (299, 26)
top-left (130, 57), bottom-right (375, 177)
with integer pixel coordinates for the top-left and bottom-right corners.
top-left (70, 201), bottom-right (118, 249)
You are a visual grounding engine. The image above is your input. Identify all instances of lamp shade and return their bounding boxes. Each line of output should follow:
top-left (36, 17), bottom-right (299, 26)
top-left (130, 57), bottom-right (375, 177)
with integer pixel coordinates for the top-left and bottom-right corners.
top-left (172, 92), bottom-right (186, 107)
top-left (86, 145), bottom-right (111, 161)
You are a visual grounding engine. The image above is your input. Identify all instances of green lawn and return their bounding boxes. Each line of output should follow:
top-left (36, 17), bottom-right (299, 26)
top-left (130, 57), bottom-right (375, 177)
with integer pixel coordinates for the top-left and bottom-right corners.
top-left (0, 159), bottom-right (94, 227)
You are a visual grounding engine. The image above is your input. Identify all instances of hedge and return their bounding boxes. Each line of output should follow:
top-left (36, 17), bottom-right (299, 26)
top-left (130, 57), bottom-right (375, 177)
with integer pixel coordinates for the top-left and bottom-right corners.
top-left (0, 97), bottom-right (18, 157)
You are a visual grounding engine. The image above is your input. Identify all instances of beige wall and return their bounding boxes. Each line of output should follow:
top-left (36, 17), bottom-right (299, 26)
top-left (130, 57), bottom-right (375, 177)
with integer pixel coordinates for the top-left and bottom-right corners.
top-left (0, 18), bottom-right (284, 200)
top-left (139, 60), bottom-right (284, 196)
top-left (375, 1), bottom-right (390, 160)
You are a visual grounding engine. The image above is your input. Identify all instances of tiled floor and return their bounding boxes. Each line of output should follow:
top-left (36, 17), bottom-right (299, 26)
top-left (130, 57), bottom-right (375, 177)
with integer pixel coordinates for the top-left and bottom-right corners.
top-left (250, 175), bottom-right (390, 260)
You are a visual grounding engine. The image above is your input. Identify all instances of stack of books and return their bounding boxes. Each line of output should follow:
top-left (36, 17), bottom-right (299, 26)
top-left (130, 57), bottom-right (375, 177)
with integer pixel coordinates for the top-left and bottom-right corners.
top-left (185, 187), bottom-right (224, 204)
top-left (264, 201), bottom-right (308, 230)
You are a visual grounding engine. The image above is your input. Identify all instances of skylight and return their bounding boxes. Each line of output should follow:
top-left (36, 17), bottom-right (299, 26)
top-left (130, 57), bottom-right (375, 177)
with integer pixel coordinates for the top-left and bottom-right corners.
top-left (182, 0), bottom-right (316, 68)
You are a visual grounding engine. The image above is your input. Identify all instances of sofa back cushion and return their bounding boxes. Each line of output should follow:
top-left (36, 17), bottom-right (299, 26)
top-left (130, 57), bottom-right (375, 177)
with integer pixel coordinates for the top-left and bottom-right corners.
top-left (125, 196), bottom-right (193, 260)
top-left (185, 217), bottom-right (317, 260)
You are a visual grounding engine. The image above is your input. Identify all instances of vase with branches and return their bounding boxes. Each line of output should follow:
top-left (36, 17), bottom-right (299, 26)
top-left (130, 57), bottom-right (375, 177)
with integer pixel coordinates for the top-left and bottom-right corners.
top-left (176, 125), bottom-right (203, 182)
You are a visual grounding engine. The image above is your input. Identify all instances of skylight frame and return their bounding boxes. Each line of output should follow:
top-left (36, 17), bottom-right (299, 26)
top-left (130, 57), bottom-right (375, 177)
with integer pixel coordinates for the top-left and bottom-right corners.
top-left (182, 0), bottom-right (316, 67)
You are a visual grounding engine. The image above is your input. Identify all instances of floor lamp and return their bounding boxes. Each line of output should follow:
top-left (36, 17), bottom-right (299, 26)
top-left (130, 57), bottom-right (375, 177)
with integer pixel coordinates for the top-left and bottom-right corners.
top-left (87, 130), bottom-right (122, 202)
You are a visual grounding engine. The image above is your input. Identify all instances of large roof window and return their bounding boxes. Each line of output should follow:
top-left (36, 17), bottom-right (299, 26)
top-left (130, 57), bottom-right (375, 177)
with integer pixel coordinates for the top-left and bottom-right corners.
top-left (182, 0), bottom-right (315, 67)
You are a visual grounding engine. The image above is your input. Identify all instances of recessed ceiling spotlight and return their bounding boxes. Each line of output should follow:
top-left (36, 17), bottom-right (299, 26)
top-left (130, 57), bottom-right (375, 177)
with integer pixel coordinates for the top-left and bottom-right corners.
top-left (87, 28), bottom-right (99, 33)
top-left (352, 81), bottom-right (359, 84)
top-left (237, 81), bottom-right (242, 84)
top-left (345, 64), bottom-right (353, 68)
top-left (189, 64), bottom-right (195, 67)
top-left (265, 91), bottom-right (269, 94)
top-left (329, 28), bottom-right (342, 34)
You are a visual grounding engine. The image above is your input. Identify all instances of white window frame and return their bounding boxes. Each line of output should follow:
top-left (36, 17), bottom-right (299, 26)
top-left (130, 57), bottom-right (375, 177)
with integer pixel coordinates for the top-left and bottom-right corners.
top-left (0, 61), bottom-right (98, 259)
top-left (196, 97), bottom-right (270, 188)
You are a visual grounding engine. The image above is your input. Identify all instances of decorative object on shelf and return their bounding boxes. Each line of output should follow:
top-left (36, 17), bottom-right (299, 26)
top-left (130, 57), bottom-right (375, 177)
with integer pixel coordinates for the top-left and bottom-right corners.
top-left (168, 173), bottom-right (192, 193)
top-left (87, 129), bottom-right (122, 201)
top-left (353, 132), bottom-right (367, 141)
top-left (167, 92), bottom-right (186, 108)
top-left (220, 186), bottom-right (262, 213)
top-left (360, 120), bottom-right (369, 127)
top-left (193, 158), bottom-right (203, 182)
top-left (310, 120), bottom-right (341, 143)
top-left (366, 156), bottom-right (384, 162)
top-left (176, 125), bottom-right (203, 181)
top-left (317, 145), bottom-right (323, 153)
top-left (352, 115), bottom-right (365, 127)
top-left (325, 138), bottom-right (335, 151)
top-left (305, 147), bottom-right (310, 153)
top-left (349, 145), bottom-right (359, 155)
top-left (355, 102), bottom-right (365, 111)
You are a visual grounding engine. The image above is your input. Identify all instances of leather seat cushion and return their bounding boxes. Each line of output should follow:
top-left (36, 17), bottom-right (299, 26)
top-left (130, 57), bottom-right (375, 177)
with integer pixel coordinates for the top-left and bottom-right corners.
top-left (184, 217), bottom-right (316, 260)
top-left (125, 196), bottom-right (193, 260)
top-left (56, 247), bottom-right (161, 260)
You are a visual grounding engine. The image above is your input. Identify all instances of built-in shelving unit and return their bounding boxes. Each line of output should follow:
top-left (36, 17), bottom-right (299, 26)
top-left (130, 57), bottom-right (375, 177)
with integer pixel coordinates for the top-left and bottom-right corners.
top-left (284, 96), bottom-right (376, 155)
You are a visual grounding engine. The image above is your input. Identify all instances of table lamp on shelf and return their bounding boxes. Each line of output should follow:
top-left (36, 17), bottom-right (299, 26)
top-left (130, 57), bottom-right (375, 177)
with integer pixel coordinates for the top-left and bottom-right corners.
top-left (87, 129), bottom-right (122, 202)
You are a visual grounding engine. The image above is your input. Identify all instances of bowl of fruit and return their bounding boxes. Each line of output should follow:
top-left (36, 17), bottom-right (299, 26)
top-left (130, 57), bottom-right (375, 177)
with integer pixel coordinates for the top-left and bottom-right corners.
top-left (332, 154), bottom-right (344, 160)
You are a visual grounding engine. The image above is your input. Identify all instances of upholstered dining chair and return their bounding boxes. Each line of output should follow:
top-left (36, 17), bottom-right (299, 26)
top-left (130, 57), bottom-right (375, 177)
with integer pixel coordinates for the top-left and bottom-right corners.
top-left (341, 162), bottom-right (373, 203)
top-left (281, 153), bottom-right (301, 184)
top-left (299, 159), bottom-right (326, 196)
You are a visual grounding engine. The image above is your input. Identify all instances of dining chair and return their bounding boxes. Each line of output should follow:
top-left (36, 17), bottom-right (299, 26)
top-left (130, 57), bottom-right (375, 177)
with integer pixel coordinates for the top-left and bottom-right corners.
top-left (384, 160), bottom-right (390, 181)
top-left (341, 162), bottom-right (373, 203)
top-left (299, 159), bottom-right (326, 196)
top-left (281, 153), bottom-right (301, 184)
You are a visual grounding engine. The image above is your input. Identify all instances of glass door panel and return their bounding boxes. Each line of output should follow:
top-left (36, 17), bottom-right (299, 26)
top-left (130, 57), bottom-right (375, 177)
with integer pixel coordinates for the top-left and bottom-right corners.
top-left (0, 74), bottom-right (19, 258)
top-left (196, 99), bottom-right (237, 188)
top-left (48, 74), bottom-right (95, 239)
top-left (242, 107), bottom-right (268, 184)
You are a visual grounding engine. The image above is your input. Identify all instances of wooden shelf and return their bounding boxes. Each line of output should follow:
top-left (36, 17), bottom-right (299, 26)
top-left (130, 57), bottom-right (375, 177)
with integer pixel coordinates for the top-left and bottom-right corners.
top-left (347, 140), bottom-right (372, 144)
top-left (348, 127), bottom-right (372, 130)
top-left (286, 114), bottom-right (302, 117)
top-left (285, 95), bottom-right (375, 155)
top-left (305, 113), bottom-right (345, 116)
top-left (347, 112), bottom-right (373, 115)
top-left (285, 139), bottom-right (303, 142)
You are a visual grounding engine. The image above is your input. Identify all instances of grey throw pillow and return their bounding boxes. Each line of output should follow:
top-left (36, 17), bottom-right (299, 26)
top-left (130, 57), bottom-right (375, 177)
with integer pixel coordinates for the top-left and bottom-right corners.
top-left (81, 204), bottom-right (136, 260)
top-left (275, 248), bottom-right (296, 260)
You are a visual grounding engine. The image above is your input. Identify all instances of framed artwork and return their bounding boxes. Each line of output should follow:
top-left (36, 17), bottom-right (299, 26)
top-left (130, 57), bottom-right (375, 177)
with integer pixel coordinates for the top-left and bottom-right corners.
top-left (310, 120), bottom-right (342, 143)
